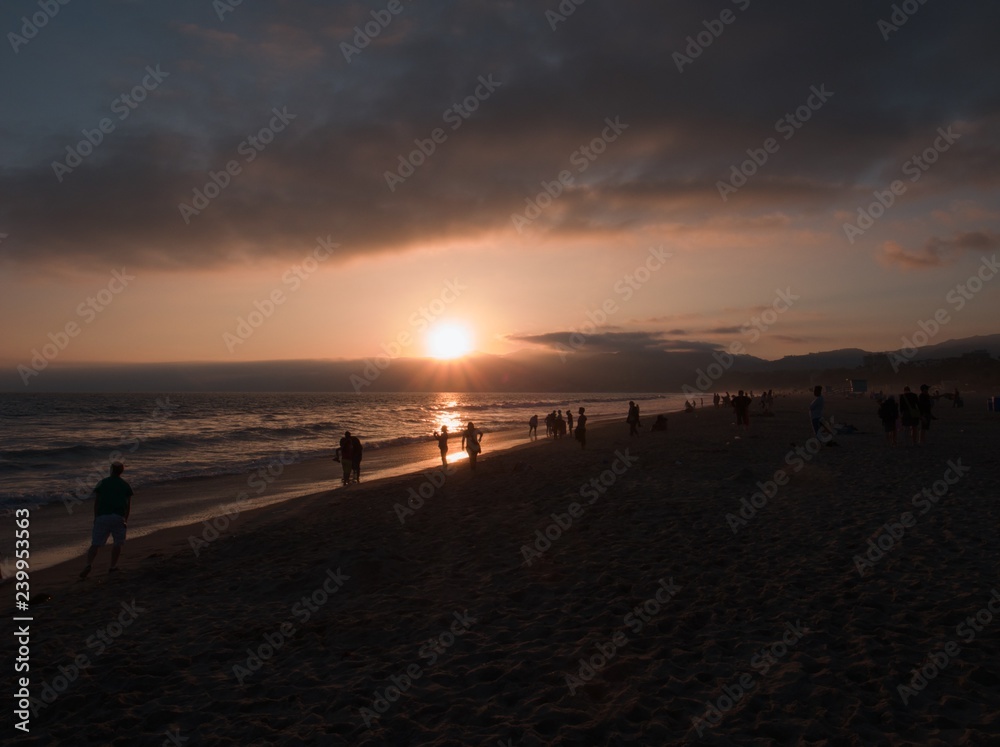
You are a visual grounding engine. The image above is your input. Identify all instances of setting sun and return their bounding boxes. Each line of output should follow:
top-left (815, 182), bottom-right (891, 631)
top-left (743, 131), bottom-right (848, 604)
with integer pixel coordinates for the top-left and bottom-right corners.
top-left (427, 322), bottom-right (474, 359)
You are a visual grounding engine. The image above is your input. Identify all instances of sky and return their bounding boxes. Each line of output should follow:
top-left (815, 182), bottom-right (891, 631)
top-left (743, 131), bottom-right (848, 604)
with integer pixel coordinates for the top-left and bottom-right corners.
top-left (2, 0), bottom-right (999, 389)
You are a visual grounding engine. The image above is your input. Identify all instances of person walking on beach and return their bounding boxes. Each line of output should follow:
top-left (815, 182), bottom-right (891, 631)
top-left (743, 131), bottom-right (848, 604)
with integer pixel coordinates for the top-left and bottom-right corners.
top-left (566, 409), bottom-right (573, 435)
top-left (79, 462), bottom-right (133, 579)
top-left (574, 407), bottom-right (587, 448)
top-left (917, 384), bottom-right (934, 445)
top-left (334, 431), bottom-right (356, 485)
top-left (461, 421), bottom-right (483, 471)
top-left (350, 433), bottom-right (363, 482)
top-left (732, 390), bottom-right (751, 432)
top-left (899, 387), bottom-right (920, 446)
top-left (627, 400), bottom-right (640, 436)
top-left (878, 395), bottom-right (899, 446)
top-left (434, 425), bottom-right (450, 467)
top-left (528, 415), bottom-right (538, 441)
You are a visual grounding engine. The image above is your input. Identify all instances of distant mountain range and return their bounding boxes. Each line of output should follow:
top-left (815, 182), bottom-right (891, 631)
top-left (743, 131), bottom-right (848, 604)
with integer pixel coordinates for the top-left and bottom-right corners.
top-left (5, 335), bottom-right (999, 392)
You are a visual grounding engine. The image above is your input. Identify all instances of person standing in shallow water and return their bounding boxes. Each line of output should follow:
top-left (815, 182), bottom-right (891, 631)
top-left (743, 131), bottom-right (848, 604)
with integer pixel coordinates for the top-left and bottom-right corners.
top-left (461, 421), bottom-right (483, 471)
top-left (574, 407), bottom-right (587, 448)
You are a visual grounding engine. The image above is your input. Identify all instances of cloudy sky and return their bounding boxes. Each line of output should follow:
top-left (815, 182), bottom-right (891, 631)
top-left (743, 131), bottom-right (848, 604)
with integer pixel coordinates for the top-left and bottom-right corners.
top-left (2, 0), bottom-right (998, 386)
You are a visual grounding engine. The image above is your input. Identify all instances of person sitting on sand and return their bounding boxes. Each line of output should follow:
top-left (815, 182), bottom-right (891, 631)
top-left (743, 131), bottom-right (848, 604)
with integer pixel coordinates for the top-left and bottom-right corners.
top-left (651, 414), bottom-right (668, 432)
top-left (528, 415), bottom-right (538, 441)
top-left (434, 425), bottom-right (450, 467)
top-left (461, 422), bottom-right (483, 471)
top-left (334, 431), bottom-right (355, 485)
top-left (80, 462), bottom-right (133, 579)
top-left (574, 407), bottom-right (587, 448)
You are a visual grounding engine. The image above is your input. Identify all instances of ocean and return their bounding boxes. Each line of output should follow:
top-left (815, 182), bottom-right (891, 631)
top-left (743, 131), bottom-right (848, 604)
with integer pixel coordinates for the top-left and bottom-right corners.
top-left (0, 392), bottom-right (687, 508)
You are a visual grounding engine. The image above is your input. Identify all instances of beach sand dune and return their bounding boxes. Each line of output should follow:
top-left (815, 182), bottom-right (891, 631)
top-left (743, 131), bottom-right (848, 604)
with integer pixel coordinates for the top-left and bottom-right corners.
top-left (7, 396), bottom-right (1000, 745)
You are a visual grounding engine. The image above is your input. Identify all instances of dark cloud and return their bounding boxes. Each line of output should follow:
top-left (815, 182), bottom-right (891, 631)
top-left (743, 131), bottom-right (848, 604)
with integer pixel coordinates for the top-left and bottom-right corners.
top-left (2, 0), bottom-right (999, 270)
top-left (878, 231), bottom-right (1000, 270)
top-left (505, 330), bottom-right (722, 355)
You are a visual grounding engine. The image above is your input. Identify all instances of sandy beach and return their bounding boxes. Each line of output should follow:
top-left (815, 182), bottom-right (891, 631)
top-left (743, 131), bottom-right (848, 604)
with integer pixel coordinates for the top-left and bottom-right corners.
top-left (7, 395), bottom-right (1000, 745)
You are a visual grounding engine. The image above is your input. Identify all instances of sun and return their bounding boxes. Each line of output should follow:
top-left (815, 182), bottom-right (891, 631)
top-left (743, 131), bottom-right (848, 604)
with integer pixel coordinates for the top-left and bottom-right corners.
top-left (427, 322), bottom-right (473, 359)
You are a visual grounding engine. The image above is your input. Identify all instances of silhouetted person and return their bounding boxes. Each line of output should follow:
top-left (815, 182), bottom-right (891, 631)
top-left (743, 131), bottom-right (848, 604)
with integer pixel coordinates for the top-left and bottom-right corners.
top-left (809, 386), bottom-right (824, 437)
top-left (527, 416), bottom-right (538, 441)
top-left (732, 390), bottom-right (751, 431)
top-left (334, 430), bottom-right (356, 485)
top-left (567, 409), bottom-right (573, 435)
top-left (651, 414), bottom-right (668, 431)
top-left (350, 433), bottom-right (363, 482)
top-left (574, 407), bottom-right (587, 448)
top-left (461, 421), bottom-right (483, 470)
top-left (627, 400), bottom-right (640, 436)
top-left (878, 395), bottom-right (899, 446)
top-left (79, 462), bottom-right (132, 579)
top-left (900, 386), bottom-right (920, 445)
top-left (918, 384), bottom-right (934, 445)
top-left (433, 425), bottom-right (450, 467)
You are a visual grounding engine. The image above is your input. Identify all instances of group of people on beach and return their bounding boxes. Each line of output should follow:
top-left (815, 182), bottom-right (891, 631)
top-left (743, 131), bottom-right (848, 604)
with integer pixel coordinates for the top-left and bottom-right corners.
top-left (333, 431), bottom-right (363, 485)
top-left (528, 407), bottom-right (588, 448)
top-left (876, 384), bottom-right (936, 446)
top-left (433, 422), bottom-right (484, 470)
